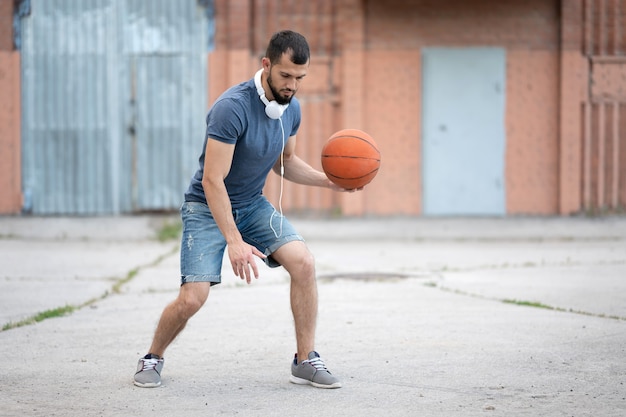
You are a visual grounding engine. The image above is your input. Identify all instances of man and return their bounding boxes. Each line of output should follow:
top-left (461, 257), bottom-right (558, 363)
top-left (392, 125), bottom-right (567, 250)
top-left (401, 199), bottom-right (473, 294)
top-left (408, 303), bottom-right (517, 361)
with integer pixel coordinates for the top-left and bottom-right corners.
top-left (134, 30), bottom-right (352, 389)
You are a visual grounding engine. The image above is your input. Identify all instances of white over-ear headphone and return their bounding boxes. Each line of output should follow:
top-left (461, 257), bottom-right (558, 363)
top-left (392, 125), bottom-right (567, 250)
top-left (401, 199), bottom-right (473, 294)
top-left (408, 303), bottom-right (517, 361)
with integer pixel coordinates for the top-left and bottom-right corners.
top-left (254, 69), bottom-right (288, 119)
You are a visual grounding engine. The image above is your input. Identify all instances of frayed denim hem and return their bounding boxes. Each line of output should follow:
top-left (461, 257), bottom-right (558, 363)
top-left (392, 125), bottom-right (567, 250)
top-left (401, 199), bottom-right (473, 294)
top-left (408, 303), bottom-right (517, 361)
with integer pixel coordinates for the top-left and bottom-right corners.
top-left (180, 274), bottom-right (221, 286)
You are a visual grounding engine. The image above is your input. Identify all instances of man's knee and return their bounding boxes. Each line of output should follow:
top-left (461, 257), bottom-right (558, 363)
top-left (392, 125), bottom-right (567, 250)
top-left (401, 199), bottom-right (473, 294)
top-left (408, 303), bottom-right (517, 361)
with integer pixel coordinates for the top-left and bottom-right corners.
top-left (274, 241), bottom-right (316, 278)
top-left (289, 248), bottom-right (317, 281)
top-left (299, 250), bottom-right (316, 277)
top-left (177, 283), bottom-right (210, 318)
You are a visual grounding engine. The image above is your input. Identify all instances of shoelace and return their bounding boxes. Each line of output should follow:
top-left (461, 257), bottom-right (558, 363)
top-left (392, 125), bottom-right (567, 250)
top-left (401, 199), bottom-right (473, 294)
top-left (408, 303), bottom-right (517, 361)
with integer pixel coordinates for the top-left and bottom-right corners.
top-left (140, 358), bottom-right (160, 371)
top-left (303, 356), bottom-right (328, 371)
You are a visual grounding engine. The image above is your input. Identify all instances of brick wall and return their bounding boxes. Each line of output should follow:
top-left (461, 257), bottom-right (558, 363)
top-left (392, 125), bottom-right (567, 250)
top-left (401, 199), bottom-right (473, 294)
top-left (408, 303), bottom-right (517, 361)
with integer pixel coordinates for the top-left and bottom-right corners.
top-left (3, 0), bottom-right (616, 216)
top-left (0, 0), bottom-right (21, 214)
top-left (363, 0), bottom-right (561, 215)
top-left (578, 0), bottom-right (626, 212)
top-left (0, 50), bottom-right (21, 214)
top-left (365, 0), bottom-right (559, 50)
top-left (209, 0), bottom-right (346, 215)
top-left (205, 0), bottom-right (568, 216)
top-left (0, 0), bottom-right (13, 51)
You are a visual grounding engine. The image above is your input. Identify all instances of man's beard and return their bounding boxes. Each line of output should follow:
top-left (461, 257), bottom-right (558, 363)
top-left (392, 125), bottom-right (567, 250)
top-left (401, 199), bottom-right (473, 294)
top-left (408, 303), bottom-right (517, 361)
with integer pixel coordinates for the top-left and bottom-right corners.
top-left (267, 73), bottom-right (295, 105)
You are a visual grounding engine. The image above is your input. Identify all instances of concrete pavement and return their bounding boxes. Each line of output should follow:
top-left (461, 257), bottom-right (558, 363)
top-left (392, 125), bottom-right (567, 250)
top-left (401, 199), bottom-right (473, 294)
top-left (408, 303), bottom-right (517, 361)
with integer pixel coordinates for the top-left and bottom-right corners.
top-left (0, 215), bottom-right (625, 416)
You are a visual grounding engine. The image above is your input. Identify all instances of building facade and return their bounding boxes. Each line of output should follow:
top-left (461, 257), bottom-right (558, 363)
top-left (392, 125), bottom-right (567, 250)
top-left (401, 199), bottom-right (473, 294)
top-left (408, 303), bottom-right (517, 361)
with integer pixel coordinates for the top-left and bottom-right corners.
top-left (1, 0), bottom-right (625, 216)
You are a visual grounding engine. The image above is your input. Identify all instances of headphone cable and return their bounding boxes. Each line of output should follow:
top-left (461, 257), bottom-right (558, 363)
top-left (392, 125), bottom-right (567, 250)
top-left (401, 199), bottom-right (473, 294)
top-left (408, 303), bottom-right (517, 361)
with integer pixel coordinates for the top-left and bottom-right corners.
top-left (270, 117), bottom-right (285, 238)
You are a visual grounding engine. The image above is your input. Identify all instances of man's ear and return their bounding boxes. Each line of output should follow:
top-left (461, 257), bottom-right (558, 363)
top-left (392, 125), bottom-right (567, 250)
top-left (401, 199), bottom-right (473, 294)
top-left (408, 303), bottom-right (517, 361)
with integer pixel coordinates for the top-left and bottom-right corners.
top-left (261, 57), bottom-right (271, 71)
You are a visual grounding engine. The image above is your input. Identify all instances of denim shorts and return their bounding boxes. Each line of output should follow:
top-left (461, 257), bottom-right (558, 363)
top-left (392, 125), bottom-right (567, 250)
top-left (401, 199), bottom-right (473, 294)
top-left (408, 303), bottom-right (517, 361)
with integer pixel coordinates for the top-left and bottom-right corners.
top-left (179, 196), bottom-right (304, 285)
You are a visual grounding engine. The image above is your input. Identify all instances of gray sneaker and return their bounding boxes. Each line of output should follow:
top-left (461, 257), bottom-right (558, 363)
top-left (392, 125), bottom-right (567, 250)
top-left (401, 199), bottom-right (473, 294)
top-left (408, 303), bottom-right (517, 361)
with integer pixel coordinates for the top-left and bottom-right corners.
top-left (134, 354), bottom-right (164, 388)
top-left (290, 351), bottom-right (342, 389)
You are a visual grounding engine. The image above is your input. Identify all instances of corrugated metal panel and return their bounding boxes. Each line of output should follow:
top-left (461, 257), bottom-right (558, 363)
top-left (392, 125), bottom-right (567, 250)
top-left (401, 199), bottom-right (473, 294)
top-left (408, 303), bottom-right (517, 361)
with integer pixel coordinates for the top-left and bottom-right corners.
top-left (20, 0), bottom-right (209, 214)
top-left (123, 0), bottom-right (208, 211)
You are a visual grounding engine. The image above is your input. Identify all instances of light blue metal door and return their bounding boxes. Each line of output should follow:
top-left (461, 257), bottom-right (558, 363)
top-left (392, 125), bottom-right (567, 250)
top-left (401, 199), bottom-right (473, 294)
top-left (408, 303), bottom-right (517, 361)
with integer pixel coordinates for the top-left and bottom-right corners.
top-left (422, 48), bottom-right (506, 216)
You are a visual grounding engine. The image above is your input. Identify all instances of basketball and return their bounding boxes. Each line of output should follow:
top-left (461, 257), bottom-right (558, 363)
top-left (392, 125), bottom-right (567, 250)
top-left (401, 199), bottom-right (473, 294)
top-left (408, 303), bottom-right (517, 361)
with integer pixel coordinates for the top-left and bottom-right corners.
top-left (321, 129), bottom-right (381, 189)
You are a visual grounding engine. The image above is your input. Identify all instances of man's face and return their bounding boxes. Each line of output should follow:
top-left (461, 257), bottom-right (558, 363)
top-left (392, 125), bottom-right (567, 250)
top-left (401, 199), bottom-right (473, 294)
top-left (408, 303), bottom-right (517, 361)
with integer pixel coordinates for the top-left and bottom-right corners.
top-left (266, 53), bottom-right (309, 105)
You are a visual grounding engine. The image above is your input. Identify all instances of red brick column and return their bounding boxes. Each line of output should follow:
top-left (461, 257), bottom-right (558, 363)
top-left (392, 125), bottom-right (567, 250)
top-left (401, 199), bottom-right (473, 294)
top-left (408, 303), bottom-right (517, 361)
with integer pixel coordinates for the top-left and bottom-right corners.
top-left (0, 0), bottom-right (13, 50)
top-left (208, 0), bottom-right (254, 106)
top-left (336, 0), bottom-right (367, 215)
top-left (559, 0), bottom-right (587, 214)
top-left (0, 0), bottom-right (22, 214)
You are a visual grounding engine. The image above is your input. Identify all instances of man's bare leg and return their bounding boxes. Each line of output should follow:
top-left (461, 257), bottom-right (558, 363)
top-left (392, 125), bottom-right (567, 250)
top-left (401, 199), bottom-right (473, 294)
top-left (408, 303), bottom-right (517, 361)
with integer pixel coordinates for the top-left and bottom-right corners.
top-left (273, 241), bottom-right (318, 362)
top-left (148, 282), bottom-right (211, 357)
top-left (274, 241), bottom-right (341, 388)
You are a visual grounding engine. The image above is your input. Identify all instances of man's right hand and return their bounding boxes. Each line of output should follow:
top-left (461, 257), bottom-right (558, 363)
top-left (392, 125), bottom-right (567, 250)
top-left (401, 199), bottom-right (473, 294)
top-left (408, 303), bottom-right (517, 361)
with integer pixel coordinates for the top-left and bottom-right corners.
top-left (227, 241), bottom-right (267, 284)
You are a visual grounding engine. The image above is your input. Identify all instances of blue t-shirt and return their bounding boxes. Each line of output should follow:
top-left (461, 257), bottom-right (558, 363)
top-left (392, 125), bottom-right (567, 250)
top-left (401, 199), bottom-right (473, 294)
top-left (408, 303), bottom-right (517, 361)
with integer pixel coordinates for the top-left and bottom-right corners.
top-left (184, 78), bottom-right (301, 209)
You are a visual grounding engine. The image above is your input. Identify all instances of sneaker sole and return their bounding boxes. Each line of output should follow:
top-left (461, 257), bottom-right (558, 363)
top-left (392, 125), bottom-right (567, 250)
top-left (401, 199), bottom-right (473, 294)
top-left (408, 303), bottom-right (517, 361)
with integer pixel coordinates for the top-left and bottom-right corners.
top-left (133, 380), bottom-right (161, 388)
top-left (289, 375), bottom-right (342, 389)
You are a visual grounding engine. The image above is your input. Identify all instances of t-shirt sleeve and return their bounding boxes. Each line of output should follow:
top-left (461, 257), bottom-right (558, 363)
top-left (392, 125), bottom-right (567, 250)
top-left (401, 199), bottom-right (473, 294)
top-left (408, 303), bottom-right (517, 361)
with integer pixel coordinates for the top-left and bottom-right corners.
top-left (206, 98), bottom-right (247, 144)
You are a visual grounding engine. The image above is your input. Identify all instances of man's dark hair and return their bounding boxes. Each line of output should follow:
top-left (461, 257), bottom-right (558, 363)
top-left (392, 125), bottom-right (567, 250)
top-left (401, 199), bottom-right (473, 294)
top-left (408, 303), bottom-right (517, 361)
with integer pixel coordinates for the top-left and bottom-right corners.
top-left (265, 30), bottom-right (310, 65)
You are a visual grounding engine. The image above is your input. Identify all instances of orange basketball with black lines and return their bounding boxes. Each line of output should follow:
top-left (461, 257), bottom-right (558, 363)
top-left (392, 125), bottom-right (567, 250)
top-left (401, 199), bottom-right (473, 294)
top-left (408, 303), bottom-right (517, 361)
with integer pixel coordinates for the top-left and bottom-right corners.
top-left (321, 129), bottom-right (381, 190)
